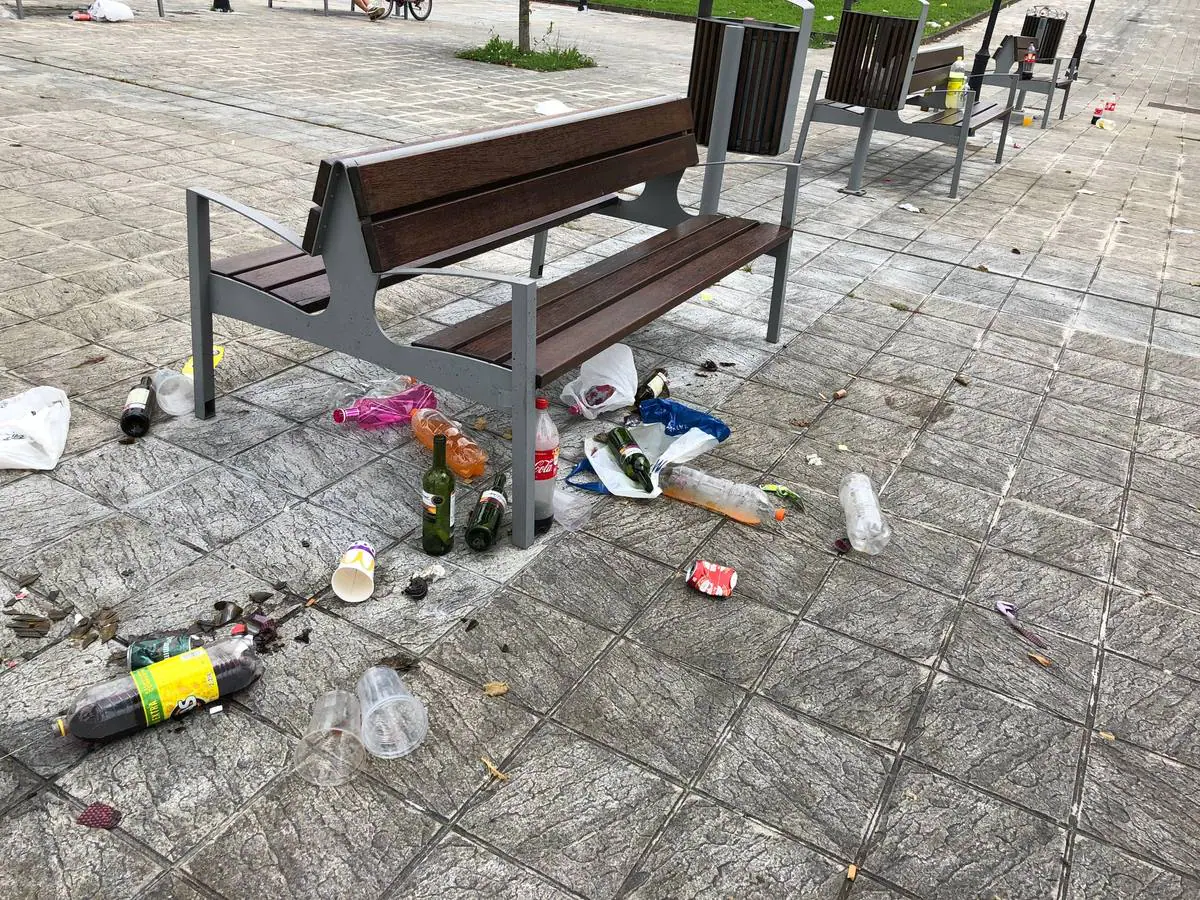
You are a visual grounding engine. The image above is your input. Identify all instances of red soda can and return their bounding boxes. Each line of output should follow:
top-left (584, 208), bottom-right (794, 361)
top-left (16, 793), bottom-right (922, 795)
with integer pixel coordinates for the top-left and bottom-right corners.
top-left (686, 560), bottom-right (738, 598)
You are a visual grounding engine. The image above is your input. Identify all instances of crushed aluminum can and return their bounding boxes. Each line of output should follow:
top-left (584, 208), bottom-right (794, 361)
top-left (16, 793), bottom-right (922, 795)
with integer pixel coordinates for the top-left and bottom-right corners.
top-left (686, 560), bottom-right (738, 598)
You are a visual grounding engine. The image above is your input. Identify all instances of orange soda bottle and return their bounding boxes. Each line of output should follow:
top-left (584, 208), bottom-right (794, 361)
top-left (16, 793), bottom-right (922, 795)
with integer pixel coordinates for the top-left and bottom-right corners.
top-left (411, 409), bottom-right (488, 480)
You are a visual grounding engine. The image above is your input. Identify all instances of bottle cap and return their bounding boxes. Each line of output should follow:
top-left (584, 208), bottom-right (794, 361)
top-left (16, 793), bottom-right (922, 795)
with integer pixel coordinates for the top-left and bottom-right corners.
top-left (535, 397), bottom-right (549, 410)
top-left (774, 509), bottom-right (786, 522)
top-left (332, 406), bottom-right (360, 424)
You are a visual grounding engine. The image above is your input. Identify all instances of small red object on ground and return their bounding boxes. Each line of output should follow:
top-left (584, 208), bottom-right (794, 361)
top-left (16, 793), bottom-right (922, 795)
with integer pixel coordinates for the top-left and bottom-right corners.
top-left (77, 803), bottom-right (121, 829)
top-left (686, 560), bottom-right (737, 597)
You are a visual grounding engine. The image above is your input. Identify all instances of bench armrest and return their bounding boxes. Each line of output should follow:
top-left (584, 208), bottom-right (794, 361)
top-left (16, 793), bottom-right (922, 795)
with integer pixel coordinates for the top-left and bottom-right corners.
top-left (377, 265), bottom-right (537, 289)
top-left (186, 187), bottom-right (304, 249)
top-left (691, 159), bottom-right (805, 229)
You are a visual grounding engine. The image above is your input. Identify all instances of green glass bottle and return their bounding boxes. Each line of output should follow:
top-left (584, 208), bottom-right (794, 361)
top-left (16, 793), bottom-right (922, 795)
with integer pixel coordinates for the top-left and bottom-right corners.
top-left (421, 434), bottom-right (455, 555)
top-left (605, 426), bottom-right (655, 492)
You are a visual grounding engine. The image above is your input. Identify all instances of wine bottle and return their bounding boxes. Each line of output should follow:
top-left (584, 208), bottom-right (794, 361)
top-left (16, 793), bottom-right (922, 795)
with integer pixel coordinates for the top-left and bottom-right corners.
top-left (605, 426), bottom-right (654, 492)
top-left (466, 473), bottom-right (507, 551)
top-left (120, 375), bottom-right (156, 437)
top-left (422, 434), bottom-right (455, 555)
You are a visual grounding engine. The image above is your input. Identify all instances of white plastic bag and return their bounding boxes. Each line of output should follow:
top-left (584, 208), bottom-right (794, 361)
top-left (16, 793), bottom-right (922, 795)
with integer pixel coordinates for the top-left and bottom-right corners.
top-left (581, 423), bottom-right (718, 499)
top-left (561, 344), bottom-right (638, 419)
top-left (0, 387), bottom-right (71, 471)
top-left (88, 0), bottom-right (134, 20)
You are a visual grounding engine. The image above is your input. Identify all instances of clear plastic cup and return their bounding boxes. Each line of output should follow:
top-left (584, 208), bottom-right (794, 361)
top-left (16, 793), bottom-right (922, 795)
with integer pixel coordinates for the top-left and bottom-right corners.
top-left (292, 690), bottom-right (366, 786)
top-left (356, 667), bottom-right (428, 759)
top-left (151, 369), bottom-right (194, 417)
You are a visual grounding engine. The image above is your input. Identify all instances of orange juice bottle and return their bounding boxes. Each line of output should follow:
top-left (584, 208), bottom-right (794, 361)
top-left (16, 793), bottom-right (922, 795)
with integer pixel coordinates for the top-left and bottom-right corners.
top-left (411, 409), bottom-right (488, 480)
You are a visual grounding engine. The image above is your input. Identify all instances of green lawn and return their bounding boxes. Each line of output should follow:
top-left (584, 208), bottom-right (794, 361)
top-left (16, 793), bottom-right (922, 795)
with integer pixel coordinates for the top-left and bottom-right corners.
top-left (594, 0), bottom-right (992, 43)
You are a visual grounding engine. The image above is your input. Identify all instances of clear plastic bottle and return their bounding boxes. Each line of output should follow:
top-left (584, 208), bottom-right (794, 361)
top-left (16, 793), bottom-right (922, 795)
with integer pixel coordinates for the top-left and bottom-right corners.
top-left (661, 466), bottom-right (786, 527)
top-left (333, 383), bottom-right (437, 430)
top-left (411, 408), bottom-right (488, 480)
top-left (53, 637), bottom-right (263, 741)
top-left (839, 473), bottom-right (891, 555)
top-left (946, 56), bottom-right (967, 110)
top-left (534, 397), bottom-right (559, 534)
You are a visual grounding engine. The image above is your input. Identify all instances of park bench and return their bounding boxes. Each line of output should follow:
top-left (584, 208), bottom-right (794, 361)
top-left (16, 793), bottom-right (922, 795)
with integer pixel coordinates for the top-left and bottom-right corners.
top-left (793, 0), bottom-right (1017, 198)
top-left (982, 34), bottom-right (1067, 128)
top-left (186, 97), bottom-right (798, 547)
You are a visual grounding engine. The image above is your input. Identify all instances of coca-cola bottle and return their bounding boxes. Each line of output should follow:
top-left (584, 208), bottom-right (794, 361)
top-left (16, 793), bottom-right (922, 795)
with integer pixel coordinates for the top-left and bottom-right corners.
top-left (534, 397), bottom-right (559, 535)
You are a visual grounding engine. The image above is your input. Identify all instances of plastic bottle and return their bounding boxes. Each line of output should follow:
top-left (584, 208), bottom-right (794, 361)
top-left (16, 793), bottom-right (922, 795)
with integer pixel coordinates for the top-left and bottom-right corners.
top-left (333, 383), bottom-right (436, 430)
top-left (534, 397), bottom-right (559, 534)
top-left (839, 473), bottom-right (891, 555)
top-left (946, 57), bottom-right (967, 110)
top-left (661, 466), bottom-right (786, 527)
top-left (411, 408), bottom-right (488, 480)
top-left (52, 637), bottom-right (263, 741)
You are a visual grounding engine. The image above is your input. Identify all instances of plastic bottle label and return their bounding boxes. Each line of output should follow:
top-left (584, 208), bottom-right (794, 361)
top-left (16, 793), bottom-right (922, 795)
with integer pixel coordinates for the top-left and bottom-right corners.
top-left (534, 447), bottom-right (559, 481)
top-left (481, 489), bottom-right (507, 512)
top-left (422, 490), bottom-right (454, 526)
top-left (131, 647), bottom-right (219, 725)
top-left (123, 387), bottom-right (150, 413)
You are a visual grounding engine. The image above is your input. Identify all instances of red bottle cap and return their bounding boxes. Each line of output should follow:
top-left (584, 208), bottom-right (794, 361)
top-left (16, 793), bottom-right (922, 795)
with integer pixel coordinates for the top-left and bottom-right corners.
top-left (535, 397), bottom-right (549, 410)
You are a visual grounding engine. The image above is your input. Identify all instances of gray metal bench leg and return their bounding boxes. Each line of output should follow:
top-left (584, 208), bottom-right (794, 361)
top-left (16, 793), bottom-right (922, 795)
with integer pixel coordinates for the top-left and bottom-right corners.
top-left (1058, 75), bottom-right (1072, 120)
top-left (509, 281), bottom-right (538, 548)
top-left (14, 0), bottom-right (21, 18)
top-left (1043, 59), bottom-right (1061, 129)
top-left (766, 244), bottom-right (789, 344)
top-left (842, 107), bottom-right (876, 196)
top-left (792, 70), bottom-right (823, 168)
top-left (996, 81), bottom-right (1016, 165)
top-left (186, 191), bottom-right (216, 420)
top-left (949, 90), bottom-right (974, 199)
top-left (529, 230), bottom-right (548, 279)
top-left (157, 0), bottom-right (164, 15)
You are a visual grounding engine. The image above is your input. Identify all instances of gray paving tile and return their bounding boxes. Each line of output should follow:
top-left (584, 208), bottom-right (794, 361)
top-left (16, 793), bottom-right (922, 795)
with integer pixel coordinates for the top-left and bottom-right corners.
top-left (628, 579), bottom-right (793, 687)
top-left (881, 468), bottom-right (999, 540)
top-left (1097, 653), bottom-right (1200, 768)
top-left (1114, 535), bottom-right (1200, 610)
top-left (0, 320), bottom-right (88, 368)
top-left (459, 725), bottom-right (680, 898)
top-left (393, 834), bottom-right (573, 900)
top-left (1130, 454), bottom-right (1200, 506)
top-left (1106, 592), bottom-right (1200, 674)
top-left (583, 492), bottom-right (721, 568)
top-left (230, 423), bottom-right (378, 496)
top-left (0, 474), bottom-right (110, 569)
top-left (698, 697), bottom-right (890, 856)
top-left (968, 548), bottom-right (1105, 643)
top-left (838, 379), bottom-right (938, 428)
top-left (902, 432), bottom-right (1014, 493)
top-left (761, 622), bottom-right (928, 748)
top-left (863, 765), bottom-right (1065, 900)
top-left (990, 500), bottom-right (1114, 580)
top-left (805, 407), bottom-right (919, 461)
top-left (946, 376), bottom-right (1042, 422)
top-left (54, 436), bottom-right (212, 507)
top-left (429, 588), bottom-right (610, 714)
top-left (1008, 459), bottom-right (1125, 528)
top-left (910, 675), bottom-right (1083, 821)
top-left (1124, 491), bottom-right (1200, 556)
top-left (926, 401), bottom-right (1031, 456)
top-left (1081, 740), bottom-right (1200, 876)
top-left (966, 350), bottom-right (1054, 393)
top-left (311, 453), bottom-right (424, 540)
top-left (149, 396), bottom-right (295, 461)
top-left (851, 515), bottom-right (980, 596)
top-left (621, 795), bottom-right (843, 900)
top-left (14, 343), bottom-right (147, 398)
top-left (1066, 836), bottom-right (1200, 900)
top-left (1049, 372), bottom-right (1142, 418)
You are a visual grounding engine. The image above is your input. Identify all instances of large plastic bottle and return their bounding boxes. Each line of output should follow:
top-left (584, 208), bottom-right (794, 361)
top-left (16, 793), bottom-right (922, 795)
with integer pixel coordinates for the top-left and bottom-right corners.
top-left (946, 57), bottom-right (967, 110)
top-left (53, 637), bottom-right (263, 741)
top-left (333, 383), bottom-right (437, 430)
top-left (839, 473), bottom-right (891, 555)
top-left (534, 397), bottom-right (559, 534)
top-left (410, 408), bottom-right (488, 480)
top-left (661, 466), bottom-right (786, 527)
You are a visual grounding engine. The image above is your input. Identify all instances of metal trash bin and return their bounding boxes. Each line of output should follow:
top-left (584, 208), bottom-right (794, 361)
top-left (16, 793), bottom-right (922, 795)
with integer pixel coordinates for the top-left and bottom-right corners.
top-left (1021, 6), bottom-right (1068, 62)
top-left (687, 17), bottom-right (809, 156)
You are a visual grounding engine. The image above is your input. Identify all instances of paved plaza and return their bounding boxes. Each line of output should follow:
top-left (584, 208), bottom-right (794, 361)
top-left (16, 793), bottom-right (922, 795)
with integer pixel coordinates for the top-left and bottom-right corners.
top-left (1, 0), bottom-right (1199, 895)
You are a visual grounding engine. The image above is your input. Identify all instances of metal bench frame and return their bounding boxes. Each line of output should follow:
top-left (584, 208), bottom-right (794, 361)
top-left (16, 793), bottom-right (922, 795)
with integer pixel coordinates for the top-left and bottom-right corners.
top-left (982, 35), bottom-right (1066, 129)
top-left (793, 0), bottom-right (1018, 199)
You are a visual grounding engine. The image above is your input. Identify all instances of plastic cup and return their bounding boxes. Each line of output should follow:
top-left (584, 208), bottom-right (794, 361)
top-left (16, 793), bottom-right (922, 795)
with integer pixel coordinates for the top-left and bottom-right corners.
top-left (357, 666), bottom-right (428, 759)
top-left (331, 542), bottom-right (375, 603)
top-left (151, 369), bottom-right (194, 417)
top-left (292, 690), bottom-right (365, 786)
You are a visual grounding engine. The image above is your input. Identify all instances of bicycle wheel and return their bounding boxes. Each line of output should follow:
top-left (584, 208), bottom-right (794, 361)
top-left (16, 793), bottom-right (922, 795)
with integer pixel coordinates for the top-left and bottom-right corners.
top-left (406, 0), bottom-right (430, 20)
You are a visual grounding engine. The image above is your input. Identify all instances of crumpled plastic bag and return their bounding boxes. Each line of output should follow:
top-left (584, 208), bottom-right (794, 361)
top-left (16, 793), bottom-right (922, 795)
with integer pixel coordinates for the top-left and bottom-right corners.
top-left (0, 386), bottom-right (71, 471)
top-left (576, 420), bottom-right (725, 499)
top-left (561, 344), bottom-right (638, 419)
top-left (88, 0), bottom-right (134, 20)
top-left (638, 398), bottom-right (731, 440)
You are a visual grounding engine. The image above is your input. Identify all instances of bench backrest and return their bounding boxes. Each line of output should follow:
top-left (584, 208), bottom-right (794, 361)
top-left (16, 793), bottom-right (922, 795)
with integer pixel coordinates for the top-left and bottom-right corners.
top-left (906, 44), bottom-right (966, 93)
top-left (302, 97), bottom-right (698, 272)
top-left (992, 34), bottom-right (1033, 72)
top-left (825, 2), bottom-right (926, 110)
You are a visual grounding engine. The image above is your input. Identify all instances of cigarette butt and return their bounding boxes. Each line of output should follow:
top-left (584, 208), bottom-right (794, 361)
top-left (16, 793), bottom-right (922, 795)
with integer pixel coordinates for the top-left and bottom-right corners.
top-left (847, 864), bottom-right (858, 881)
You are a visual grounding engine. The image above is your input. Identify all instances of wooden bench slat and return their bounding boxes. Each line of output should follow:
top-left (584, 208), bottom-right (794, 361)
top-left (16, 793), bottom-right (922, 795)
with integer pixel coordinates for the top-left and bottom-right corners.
top-left (364, 134), bottom-right (698, 271)
top-left (211, 243), bottom-right (305, 277)
top-left (349, 98), bottom-right (694, 217)
top-left (234, 254), bottom-right (327, 291)
top-left (417, 214), bottom-right (726, 354)
top-left (462, 217), bottom-right (759, 365)
top-left (532, 223), bottom-right (789, 384)
top-left (915, 102), bottom-right (1005, 130)
top-left (272, 275), bottom-right (331, 312)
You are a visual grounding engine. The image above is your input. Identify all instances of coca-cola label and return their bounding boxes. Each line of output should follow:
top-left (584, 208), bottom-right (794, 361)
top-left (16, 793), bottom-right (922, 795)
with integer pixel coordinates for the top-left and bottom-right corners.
top-left (534, 448), bottom-right (558, 481)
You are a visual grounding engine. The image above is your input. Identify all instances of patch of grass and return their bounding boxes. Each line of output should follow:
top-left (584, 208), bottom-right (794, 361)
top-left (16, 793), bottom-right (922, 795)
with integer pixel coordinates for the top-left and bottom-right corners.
top-left (457, 34), bottom-right (598, 71)
top-left (592, 0), bottom-right (992, 45)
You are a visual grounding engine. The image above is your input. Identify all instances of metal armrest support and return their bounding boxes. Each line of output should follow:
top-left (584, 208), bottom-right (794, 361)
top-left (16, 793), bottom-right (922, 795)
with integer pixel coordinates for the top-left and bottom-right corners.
top-left (690, 159), bottom-right (806, 229)
top-left (375, 265), bottom-right (536, 288)
top-left (186, 187), bottom-right (304, 249)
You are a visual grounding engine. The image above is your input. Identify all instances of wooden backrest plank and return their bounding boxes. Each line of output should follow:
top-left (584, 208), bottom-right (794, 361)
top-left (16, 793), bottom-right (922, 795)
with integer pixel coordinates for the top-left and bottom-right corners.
top-left (364, 133), bottom-right (698, 271)
top-left (913, 44), bottom-right (964, 72)
top-left (826, 11), bottom-right (922, 109)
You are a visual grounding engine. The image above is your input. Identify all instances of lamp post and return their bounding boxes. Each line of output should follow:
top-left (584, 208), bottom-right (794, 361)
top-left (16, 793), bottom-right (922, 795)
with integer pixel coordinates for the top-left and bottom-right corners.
top-left (1066, 0), bottom-right (1097, 78)
top-left (967, 0), bottom-right (1005, 101)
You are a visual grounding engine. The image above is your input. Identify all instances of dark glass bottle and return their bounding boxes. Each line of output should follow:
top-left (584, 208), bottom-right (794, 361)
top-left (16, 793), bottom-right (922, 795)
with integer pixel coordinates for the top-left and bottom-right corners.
top-left (466, 472), bottom-right (507, 552)
top-left (422, 434), bottom-right (455, 555)
top-left (120, 375), bottom-right (156, 437)
top-left (633, 368), bottom-right (669, 406)
top-left (605, 426), bottom-right (654, 492)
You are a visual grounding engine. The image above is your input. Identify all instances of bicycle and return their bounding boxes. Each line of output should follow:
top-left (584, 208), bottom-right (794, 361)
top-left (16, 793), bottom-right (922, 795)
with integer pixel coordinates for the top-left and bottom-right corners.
top-left (377, 0), bottom-right (430, 19)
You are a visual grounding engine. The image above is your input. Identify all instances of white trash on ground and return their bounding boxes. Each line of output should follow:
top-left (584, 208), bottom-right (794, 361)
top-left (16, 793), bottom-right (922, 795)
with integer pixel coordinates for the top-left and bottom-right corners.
top-left (560, 343), bottom-right (638, 419)
top-left (88, 0), bottom-right (134, 20)
top-left (0, 386), bottom-right (71, 471)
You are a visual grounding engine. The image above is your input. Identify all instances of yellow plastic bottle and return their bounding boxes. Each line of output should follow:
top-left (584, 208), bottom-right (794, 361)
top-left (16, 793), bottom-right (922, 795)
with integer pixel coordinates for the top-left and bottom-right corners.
top-left (946, 57), bottom-right (967, 110)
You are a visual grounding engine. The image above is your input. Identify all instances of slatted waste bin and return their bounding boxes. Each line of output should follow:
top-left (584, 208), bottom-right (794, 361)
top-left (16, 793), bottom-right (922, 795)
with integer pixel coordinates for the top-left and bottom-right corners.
top-left (1021, 6), bottom-right (1068, 62)
top-left (687, 17), bottom-right (809, 156)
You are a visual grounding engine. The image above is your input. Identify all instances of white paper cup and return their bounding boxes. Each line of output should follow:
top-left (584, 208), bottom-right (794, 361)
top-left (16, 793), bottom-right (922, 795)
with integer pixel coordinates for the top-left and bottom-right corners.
top-left (331, 541), bottom-right (376, 603)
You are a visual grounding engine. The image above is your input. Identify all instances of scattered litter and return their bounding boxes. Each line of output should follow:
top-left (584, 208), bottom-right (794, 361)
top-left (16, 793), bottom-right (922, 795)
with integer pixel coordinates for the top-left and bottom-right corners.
top-left (761, 483), bottom-right (804, 512)
top-left (412, 564), bottom-right (447, 583)
top-left (0, 388), bottom-right (70, 471)
top-left (482, 681), bottom-right (510, 697)
top-left (806, 452), bottom-right (824, 467)
top-left (272, 581), bottom-right (289, 592)
top-left (837, 443), bottom-right (850, 452)
top-left (248, 591), bottom-right (273, 605)
top-left (818, 393), bottom-right (829, 401)
top-left (995, 600), bottom-right (1048, 648)
top-left (378, 652), bottom-right (420, 674)
top-left (499, 643), bottom-right (511, 653)
top-left (699, 360), bottom-right (719, 373)
top-left (4, 611), bottom-right (52, 638)
top-left (954, 374), bottom-right (972, 386)
top-left (208, 704), bottom-right (224, 716)
top-left (76, 803), bottom-right (122, 830)
top-left (663, 467), bottom-right (785, 527)
top-left (403, 576), bottom-right (429, 600)
top-left (562, 344), bottom-right (637, 418)
top-left (1097, 730), bottom-right (1116, 742)
top-left (975, 264), bottom-right (990, 273)
top-left (358, 666), bottom-right (427, 759)
top-left (293, 628), bottom-right (312, 644)
top-left (840, 473), bottom-right (891, 555)
top-left (686, 559), bottom-right (737, 597)
top-left (118, 437), bottom-right (137, 446)
top-left (196, 601), bottom-right (243, 631)
top-left (473, 416), bottom-right (488, 430)
top-left (71, 355), bottom-right (107, 368)
top-left (699, 291), bottom-right (714, 301)
top-left (822, 13), bottom-right (833, 19)
top-left (13, 590), bottom-right (28, 602)
top-left (334, 382), bottom-right (436, 430)
top-left (889, 301), bottom-right (911, 311)
top-left (85, 0), bottom-right (135, 21)
top-left (833, 537), bottom-right (853, 554)
top-left (789, 418), bottom-right (810, 428)
top-left (1027, 651), bottom-right (1053, 668)
top-left (293, 690), bottom-right (364, 787)
top-left (833, 389), bottom-right (847, 400)
top-left (847, 865), bottom-right (858, 881)
top-left (897, 202), bottom-right (923, 213)
top-left (1173, 228), bottom-right (1196, 235)
top-left (16, 574), bottom-right (39, 589)
top-left (126, 634), bottom-right (201, 670)
top-left (1011, 248), bottom-right (1022, 254)
top-left (463, 618), bottom-right (479, 632)
top-left (300, 539), bottom-right (311, 549)
top-left (66, 607), bottom-right (119, 647)
top-left (535, 99), bottom-right (573, 116)
top-left (1115, 217), bottom-right (1129, 224)
top-left (332, 541), bottom-right (376, 604)
top-left (1076, 189), bottom-right (1095, 195)
top-left (481, 755), bottom-right (509, 783)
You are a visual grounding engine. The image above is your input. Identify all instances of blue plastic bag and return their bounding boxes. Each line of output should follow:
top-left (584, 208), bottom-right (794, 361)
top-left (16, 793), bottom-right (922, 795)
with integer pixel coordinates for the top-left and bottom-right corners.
top-left (638, 398), bottom-right (731, 441)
